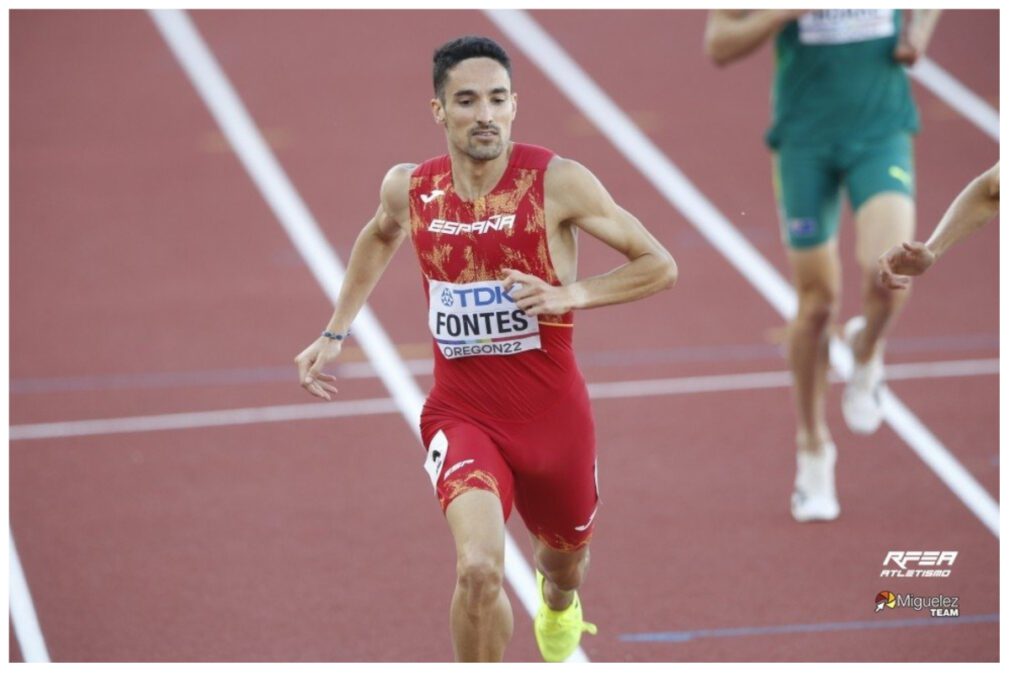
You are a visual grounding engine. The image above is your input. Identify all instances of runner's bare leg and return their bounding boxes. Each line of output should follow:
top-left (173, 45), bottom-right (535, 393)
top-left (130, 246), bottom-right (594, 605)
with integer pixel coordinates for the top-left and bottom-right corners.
top-left (446, 489), bottom-right (514, 662)
top-left (787, 240), bottom-right (841, 452)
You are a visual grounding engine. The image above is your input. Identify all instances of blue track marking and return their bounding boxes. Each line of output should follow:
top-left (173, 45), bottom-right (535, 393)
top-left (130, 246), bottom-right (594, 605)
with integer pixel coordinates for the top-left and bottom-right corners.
top-left (620, 613), bottom-right (999, 643)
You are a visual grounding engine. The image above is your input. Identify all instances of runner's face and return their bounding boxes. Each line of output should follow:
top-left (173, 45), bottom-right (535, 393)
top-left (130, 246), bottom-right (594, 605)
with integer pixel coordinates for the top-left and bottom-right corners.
top-left (433, 58), bottom-right (516, 161)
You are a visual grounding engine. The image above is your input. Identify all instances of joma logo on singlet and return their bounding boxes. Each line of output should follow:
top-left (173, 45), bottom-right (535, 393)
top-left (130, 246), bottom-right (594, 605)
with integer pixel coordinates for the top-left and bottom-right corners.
top-left (428, 214), bottom-right (516, 236)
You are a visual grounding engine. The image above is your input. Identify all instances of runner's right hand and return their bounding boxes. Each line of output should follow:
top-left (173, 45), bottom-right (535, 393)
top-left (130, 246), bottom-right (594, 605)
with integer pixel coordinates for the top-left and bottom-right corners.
top-left (295, 337), bottom-right (342, 400)
top-left (877, 241), bottom-right (935, 290)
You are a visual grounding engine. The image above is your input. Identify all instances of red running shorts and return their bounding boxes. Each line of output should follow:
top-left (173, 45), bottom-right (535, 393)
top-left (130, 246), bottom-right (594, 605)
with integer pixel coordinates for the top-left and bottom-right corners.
top-left (420, 375), bottom-right (598, 552)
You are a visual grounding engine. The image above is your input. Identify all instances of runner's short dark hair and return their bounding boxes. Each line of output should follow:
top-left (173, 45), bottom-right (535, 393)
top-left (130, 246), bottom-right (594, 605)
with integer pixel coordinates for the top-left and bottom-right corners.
top-left (433, 36), bottom-right (512, 100)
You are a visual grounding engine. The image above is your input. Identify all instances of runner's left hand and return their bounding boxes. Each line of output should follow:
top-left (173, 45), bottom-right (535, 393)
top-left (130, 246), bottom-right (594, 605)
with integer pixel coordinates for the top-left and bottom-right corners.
top-left (502, 268), bottom-right (575, 316)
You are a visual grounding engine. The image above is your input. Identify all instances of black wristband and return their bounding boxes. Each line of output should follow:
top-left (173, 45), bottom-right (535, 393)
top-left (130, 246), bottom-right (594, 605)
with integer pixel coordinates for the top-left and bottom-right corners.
top-left (321, 329), bottom-right (350, 341)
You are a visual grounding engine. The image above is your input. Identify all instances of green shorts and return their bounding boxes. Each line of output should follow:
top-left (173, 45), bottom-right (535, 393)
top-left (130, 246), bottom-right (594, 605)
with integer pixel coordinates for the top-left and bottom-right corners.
top-left (772, 132), bottom-right (915, 249)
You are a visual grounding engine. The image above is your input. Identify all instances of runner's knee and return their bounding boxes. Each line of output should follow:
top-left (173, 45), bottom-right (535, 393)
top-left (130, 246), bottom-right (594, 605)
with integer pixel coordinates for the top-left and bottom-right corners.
top-left (543, 563), bottom-right (585, 593)
top-left (538, 546), bottom-right (589, 592)
top-left (795, 287), bottom-right (838, 331)
top-left (456, 550), bottom-right (504, 611)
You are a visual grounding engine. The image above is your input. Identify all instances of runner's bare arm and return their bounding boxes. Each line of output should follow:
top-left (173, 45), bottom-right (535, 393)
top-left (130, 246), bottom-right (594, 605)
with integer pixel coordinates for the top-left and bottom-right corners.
top-left (504, 158), bottom-right (676, 316)
top-left (294, 164), bottom-right (413, 399)
top-left (894, 10), bottom-right (942, 65)
top-left (704, 10), bottom-right (805, 66)
top-left (878, 162), bottom-right (999, 289)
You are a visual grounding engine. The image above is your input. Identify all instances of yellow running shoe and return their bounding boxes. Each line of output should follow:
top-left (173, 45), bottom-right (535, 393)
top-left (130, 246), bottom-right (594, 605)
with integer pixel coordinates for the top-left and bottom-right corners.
top-left (534, 570), bottom-right (597, 662)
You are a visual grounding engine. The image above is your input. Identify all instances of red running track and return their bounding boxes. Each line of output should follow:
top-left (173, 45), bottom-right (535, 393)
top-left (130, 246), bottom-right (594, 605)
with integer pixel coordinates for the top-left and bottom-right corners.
top-left (9, 9), bottom-right (998, 662)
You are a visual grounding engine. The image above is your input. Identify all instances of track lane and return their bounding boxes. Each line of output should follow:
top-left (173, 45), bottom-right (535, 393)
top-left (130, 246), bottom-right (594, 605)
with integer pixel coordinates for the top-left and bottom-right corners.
top-left (10, 418), bottom-right (466, 661)
top-left (582, 390), bottom-right (997, 662)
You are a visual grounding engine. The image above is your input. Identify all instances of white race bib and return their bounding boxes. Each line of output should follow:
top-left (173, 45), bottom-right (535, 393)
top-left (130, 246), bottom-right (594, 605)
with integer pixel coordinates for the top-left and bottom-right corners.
top-left (428, 279), bottom-right (541, 359)
top-left (798, 9), bottom-right (895, 45)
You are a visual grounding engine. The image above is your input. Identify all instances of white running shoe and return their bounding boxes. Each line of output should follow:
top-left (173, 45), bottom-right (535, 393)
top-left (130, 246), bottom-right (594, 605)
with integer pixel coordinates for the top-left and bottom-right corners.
top-left (842, 316), bottom-right (885, 435)
top-left (791, 442), bottom-right (840, 522)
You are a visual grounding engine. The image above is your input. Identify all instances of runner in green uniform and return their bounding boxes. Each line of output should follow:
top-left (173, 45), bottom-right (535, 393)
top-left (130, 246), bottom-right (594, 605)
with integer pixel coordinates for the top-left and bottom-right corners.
top-left (705, 9), bottom-right (940, 522)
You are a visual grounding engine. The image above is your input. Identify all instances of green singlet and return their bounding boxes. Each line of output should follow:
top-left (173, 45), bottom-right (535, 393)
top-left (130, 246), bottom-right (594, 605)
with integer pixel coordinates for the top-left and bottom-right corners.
top-left (767, 9), bottom-right (918, 249)
top-left (767, 9), bottom-right (918, 148)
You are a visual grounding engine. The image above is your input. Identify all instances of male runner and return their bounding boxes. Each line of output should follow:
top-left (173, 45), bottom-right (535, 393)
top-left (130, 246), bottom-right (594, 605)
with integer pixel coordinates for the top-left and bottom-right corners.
top-left (294, 36), bottom-right (677, 662)
top-left (704, 10), bottom-right (940, 522)
top-left (879, 162), bottom-right (999, 289)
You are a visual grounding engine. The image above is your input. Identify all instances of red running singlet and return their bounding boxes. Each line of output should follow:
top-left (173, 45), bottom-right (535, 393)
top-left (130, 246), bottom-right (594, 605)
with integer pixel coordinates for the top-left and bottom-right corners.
top-left (410, 143), bottom-right (598, 551)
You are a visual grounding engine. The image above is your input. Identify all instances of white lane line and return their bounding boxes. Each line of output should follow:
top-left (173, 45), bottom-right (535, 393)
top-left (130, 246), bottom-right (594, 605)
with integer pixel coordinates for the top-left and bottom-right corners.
top-left (485, 9), bottom-right (999, 538)
top-left (10, 397), bottom-right (397, 441)
top-left (590, 357), bottom-right (999, 400)
top-left (9, 532), bottom-right (50, 662)
top-left (910, 56), bottom-right (999, 142)
top-left (882, 358), bottom-right (999, 381)
top-left (147, 9), bottom-right (561, 659)
top-left (10, 359), bottom-right (998, 441)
